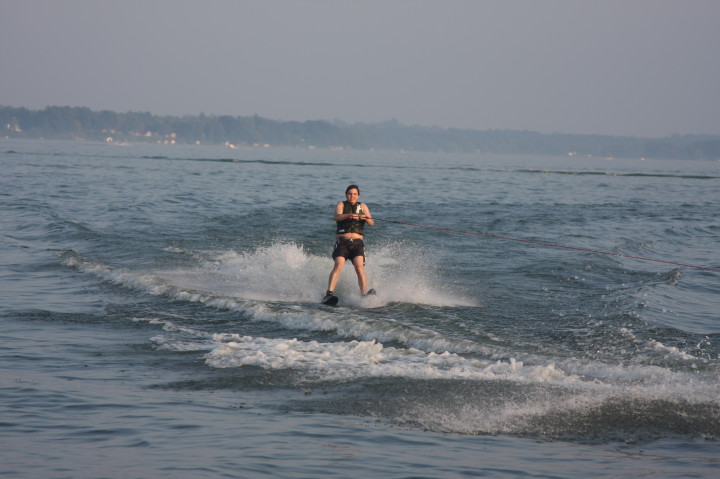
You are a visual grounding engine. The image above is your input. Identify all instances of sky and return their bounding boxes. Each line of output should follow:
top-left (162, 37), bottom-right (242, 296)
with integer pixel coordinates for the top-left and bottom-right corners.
top-left (2, 0), bottom-right (719, 138)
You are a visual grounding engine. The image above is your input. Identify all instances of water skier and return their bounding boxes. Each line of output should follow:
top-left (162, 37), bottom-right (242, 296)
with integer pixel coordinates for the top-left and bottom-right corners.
top-left (323, 184), bottom-right (375, 304)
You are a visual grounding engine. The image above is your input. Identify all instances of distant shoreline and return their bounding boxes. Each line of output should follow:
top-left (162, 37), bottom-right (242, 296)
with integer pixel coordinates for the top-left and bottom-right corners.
top-left (2, 105), bottom-right (719, 160)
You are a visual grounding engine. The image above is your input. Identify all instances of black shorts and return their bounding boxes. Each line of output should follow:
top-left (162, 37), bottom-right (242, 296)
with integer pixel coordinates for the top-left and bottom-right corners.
top-left (332, 237), bottom-right (366, 264)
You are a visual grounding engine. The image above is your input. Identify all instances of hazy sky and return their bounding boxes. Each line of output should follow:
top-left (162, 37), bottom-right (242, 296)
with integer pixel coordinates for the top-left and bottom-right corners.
top-left (2, 0), bottom-right (719, 137)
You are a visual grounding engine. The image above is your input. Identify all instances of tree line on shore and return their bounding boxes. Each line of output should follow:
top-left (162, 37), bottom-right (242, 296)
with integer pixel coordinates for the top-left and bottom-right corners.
top-left (2, 105), bottom-right (719, 160)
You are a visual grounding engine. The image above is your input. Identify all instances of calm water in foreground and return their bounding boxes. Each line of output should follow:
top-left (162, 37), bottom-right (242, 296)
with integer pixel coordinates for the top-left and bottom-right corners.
top-left (2, 139), bottom-right (719, 478)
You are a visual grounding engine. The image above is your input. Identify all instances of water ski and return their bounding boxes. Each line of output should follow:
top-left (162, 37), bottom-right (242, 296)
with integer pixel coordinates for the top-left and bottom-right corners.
top-left (322, 289), bottom-right (374, 306)
top-left (322, 294), bottom-right (339, 306)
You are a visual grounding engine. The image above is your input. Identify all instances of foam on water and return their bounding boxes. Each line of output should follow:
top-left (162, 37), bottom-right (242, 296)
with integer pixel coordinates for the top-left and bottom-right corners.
top-left (131, 311), bottom-right (720, 416)
top-left (189, 240), bottom-right (476, 307)
top-left (136, 316), bottom-right (583, 384)
top-left (62, 241), bottom-right (480, 346)
top-left (72, 240), bottom-right (475, 307)
top-left (129, 318), bottom-right (720, 442)
top-left (125, 311), bottom-right (720, 439)
top-left (65, 243), bottom-right (717, 387)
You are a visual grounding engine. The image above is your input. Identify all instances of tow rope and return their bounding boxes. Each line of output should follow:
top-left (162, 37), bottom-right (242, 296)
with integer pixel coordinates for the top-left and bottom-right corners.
top-left (374, 218), bottom-right (720, 273)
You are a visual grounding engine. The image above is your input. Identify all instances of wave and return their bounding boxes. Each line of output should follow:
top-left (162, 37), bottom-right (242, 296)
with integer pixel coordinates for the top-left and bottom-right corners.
top-left (63, 241), bottom-right (474, 305)
top-left (140, 157), bottom-right (720, 180)
top-left (60, 244), bottom-right (716, 372)
top-left (60, 242), bottom-right (479, 350)
top-left (61, 242), bottom-right (717, 363)
top-left (138, 315), bottom-right (720, 438)
top-left (62, 243), bottom-right (720, 439)
top-left (137, 314), bottom-right (716, 389)
top-left (496, 168), bottom-right (719, 180)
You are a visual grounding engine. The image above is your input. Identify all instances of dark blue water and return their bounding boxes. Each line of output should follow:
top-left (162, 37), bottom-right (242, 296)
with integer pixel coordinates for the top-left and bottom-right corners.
top-left (2, 139), bottom-right (719, 478)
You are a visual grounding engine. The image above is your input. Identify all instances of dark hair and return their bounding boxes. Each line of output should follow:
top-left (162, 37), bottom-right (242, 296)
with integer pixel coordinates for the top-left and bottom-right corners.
top-left (346, 184), bottom-right (360, 194)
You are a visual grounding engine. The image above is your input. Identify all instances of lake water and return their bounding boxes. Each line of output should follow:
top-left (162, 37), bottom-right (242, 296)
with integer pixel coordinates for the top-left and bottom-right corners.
top-left (2, 139), bottom-right (719, 478)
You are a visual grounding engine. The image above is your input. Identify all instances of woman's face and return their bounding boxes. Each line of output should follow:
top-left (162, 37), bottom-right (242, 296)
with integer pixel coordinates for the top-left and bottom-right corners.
top-left (345, 188), bottom-right (359, 204)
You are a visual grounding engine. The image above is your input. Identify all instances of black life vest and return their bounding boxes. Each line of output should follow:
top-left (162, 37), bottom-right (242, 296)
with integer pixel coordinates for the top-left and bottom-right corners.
top-left (336, 201), bottom-right (365, 235)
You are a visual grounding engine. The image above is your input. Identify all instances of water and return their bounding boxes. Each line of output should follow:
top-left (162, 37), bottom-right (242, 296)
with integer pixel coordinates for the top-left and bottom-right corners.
top-left (2, 139), bottom-right (719, 478)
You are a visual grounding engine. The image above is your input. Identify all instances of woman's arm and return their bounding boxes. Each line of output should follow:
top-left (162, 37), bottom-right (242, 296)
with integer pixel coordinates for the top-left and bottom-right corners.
top-left (333, 201), bottom-right (348, 221)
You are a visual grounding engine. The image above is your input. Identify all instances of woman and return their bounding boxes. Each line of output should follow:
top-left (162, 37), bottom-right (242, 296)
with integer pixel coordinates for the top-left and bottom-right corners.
top-left (323, 184), bottom-right (375, 303)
